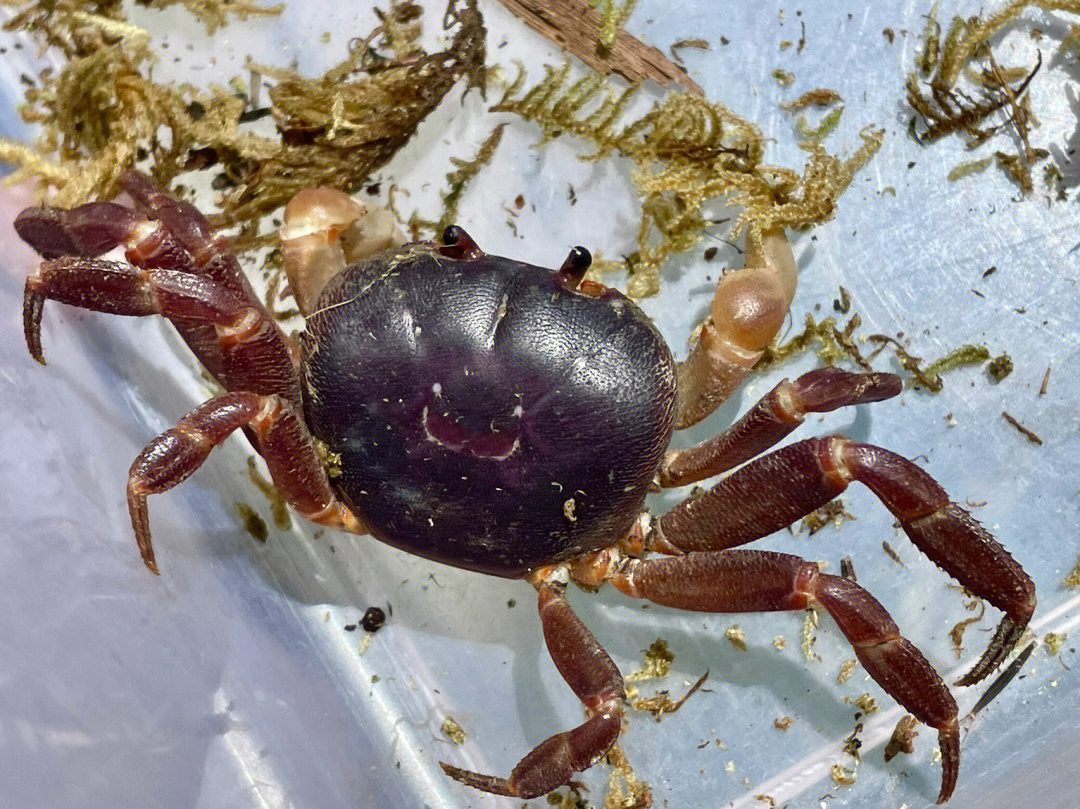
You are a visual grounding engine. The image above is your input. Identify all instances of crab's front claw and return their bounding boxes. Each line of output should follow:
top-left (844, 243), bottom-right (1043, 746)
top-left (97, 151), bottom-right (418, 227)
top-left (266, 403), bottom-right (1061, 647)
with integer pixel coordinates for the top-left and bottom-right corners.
top-left (674, 228), bottom-right (798, 429)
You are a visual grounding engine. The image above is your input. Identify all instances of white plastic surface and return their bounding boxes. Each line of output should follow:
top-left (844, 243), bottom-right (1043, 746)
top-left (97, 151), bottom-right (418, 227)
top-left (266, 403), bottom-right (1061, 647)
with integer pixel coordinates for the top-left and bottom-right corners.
top-left (2, 2), bottom-right (1079, 808)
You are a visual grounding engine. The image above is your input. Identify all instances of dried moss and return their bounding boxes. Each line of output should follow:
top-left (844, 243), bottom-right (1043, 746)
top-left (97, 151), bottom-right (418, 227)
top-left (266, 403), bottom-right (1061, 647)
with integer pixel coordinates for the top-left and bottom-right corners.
top-left (1, 0), bottom-right (486, 244)
top-left (588, 0), bottom-right (637, 50)
top-left (757, 307), bottom-right (996, 393)
top-left (493, 62), bottom-right (882, 297)
top-left (410, 124), bottom-right (506, 238)
top-left (906, 0), bottom-right (1080, 193)
top-left (625, 638), bottom-right (674, 681)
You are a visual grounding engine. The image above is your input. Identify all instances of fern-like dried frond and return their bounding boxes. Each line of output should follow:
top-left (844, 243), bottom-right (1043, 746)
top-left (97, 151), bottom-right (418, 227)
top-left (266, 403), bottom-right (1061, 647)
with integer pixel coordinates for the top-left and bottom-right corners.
top-left (495, 62), bottom-right (882, 297)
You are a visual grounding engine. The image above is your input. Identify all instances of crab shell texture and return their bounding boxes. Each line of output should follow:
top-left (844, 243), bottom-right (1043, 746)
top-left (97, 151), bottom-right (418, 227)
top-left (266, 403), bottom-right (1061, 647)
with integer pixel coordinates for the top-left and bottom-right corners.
top-left (302, 243), bottom-right (677, 576)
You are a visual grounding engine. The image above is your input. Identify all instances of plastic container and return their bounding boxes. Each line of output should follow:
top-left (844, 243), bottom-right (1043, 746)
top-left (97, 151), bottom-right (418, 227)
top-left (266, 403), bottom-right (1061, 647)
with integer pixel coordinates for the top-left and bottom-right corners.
top-left (2, 2), bottom-right (1078, 807)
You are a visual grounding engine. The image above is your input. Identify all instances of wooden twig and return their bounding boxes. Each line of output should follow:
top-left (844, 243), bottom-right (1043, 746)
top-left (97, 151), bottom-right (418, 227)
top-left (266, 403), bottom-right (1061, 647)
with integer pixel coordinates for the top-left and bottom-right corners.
top-left (494, 0), bottom-right (703, 95)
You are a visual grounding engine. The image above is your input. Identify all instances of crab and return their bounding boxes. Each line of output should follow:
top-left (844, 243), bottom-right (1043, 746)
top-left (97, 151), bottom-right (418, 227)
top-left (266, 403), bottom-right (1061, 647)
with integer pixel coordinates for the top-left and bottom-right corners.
top-left (16, 171), bottom-right (1035, 804)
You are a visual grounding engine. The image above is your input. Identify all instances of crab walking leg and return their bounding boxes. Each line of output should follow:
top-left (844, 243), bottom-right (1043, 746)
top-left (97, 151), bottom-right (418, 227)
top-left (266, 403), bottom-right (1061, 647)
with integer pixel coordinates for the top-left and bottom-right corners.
top-left (118, 169), bottom-right (253, 296)
top-left (127, 392), bottom-right (364, 574)
top-left (651, 436), bottom-right (1036, 685)
top-left (13, 201), bottom-right (143, 259)
top-left (15, 181), bottom-right (299, 394)
top-left (660, 367), bottom-right (902, 487)
top-left (23, 257), bottom-right (300, 403)
top-left (674, 229), bottom-right (797, 429)
top-left (607, 550), bottom-right (960, 803)
top-left (441, 572), bottom-right (623, 798)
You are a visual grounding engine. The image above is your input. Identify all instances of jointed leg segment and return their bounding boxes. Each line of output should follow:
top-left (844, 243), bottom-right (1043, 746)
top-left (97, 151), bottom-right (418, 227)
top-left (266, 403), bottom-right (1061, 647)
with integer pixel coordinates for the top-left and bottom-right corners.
top-left (653, 434), bottom-right (1035, 683)
top-left (128, 392), bottom-right (363, 574)
top-left (17, 171), bottom-right (299, 403)
top-left (603, 549), bottom-right (960, 803)
top-left (441, 570), bottom-right (624, 798)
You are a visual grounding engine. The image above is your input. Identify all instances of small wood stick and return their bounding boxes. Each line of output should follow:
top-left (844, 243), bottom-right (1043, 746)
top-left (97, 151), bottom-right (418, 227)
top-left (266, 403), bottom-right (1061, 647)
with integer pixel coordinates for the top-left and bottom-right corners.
top-left (495, 0), bottom-right (703, 95)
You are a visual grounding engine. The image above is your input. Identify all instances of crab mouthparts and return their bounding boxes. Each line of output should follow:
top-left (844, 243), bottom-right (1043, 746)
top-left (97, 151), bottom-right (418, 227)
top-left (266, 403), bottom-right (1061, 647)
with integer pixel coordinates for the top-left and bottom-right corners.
top-left (421, 404), bottom-right (522, 460)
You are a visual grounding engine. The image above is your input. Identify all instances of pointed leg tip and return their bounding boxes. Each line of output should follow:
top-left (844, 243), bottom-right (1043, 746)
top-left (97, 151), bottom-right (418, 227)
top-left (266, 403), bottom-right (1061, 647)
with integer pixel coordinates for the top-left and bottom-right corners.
top-left (954, 615), bottom-right (1027, 687)
top-left (935, 722), bottom-right (960, 803)
top-left (439, 761), bottom-right (516, 796)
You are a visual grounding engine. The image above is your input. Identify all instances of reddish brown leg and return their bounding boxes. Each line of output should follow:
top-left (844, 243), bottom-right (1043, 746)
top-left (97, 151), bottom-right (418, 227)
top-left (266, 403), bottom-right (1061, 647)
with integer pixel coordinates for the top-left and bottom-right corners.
top-left (23, 253), bottom-right (299, 403)
top-left (441, 570), bottom-right (623, 798)
top-left (653, 436), bottom-right (1035, 685)
top-left (608, 550), bottom-right (959, 803)
top-left (16, 172), bottom-right (299, 400)
top-left (14, 201), bottom-right (142, 259)
top-left (660, 367), bottom-right (902, 487)
top-left (128, 392), bottom-right (363, 574)
top-left (118, 169), bottom-right (253, 296)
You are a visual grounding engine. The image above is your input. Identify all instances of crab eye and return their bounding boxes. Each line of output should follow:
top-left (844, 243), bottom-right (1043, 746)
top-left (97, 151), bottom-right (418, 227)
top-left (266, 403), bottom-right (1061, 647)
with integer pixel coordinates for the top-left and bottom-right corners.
top-left (442, 224), bottom-right (465, 246)
top-left (556, 245), bottom-right (591, 289)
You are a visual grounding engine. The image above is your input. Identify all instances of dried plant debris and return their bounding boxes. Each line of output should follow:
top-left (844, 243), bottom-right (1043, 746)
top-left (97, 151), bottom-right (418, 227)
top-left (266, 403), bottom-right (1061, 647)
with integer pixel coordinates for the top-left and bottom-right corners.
top-left (881, 541), bottom-right (904, 566)
top-left (836, 658), bottom-right (857, 684)
top-left (842, 720), bottom-right (864, 758)
top-left (829, 762), bottom-right (857, 787)
top-left (758, 310), bottom-right (994, 393)
top-left (1064, 556), bottom-right (1080, 588)
top-left (630, 669), bottom-right (708, 719)
top-left (588, 0), bottom-right (638, 50)
top-left (494, 61), bottom-right (882, 297)
top-left (883, 715), bottom-right (919, 762)
top-left (725, 625), bottom-right (747, 651)
top-left (801, 499), bottom-right (854, 535)
top-left (1002, 411), bottom-right (1043, 444)
top-left (773, 716), bottom-right (793, 730)
top-left (782, 88), bottom-right (843, 111)
top-left (907, 0), bottom-right (1080, 193)
top-left (410, 124), bottom-right (505, 238)
top-left (234, 502), bottom-right (268, 542)
top-left (853, 693), bottom-right (878, 714)
top-left (495, 0), bottom-right (698, 94)
top-left (948, 599), bottom-right (986, 657)
top-left (247, 456), bottom-right (292, 530)
top-left (796, 106), bottom-right (844, 142)
top-left (440, 716), bottom-right (467, 744)
top-left (1043, 632), bottom-right (1066, 655)
top-left (141, 0), bottom-right (284, 32)
top-left (801, 609), bottom-right (821, 662)
top-left (602, 743), bottom-right (651, 809)
top-left (1, 0), bottom-right (486, 243)
top-left (626, 638), bottom-right (674, 681)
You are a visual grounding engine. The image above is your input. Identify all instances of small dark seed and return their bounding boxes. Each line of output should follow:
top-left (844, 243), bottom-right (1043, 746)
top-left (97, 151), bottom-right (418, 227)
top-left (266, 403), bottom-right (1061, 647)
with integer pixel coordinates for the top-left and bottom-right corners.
top-left (362, 606), bottom-right (387, 633)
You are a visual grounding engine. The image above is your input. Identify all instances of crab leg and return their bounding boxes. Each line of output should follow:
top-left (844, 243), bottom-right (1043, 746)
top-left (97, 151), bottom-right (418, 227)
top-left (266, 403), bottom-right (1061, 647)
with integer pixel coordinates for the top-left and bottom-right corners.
top-left (660, 367), bottom-right (901, 487)
top-left (605, 550), bottom-right (959, 803)
top-left (23, 255), bottom-right (300, 403)
top-left (441, 570), bottom-right (623, 798)
top-left (674, 229), bottom-right (797, 429)
top-left (117, 169), bottom-right (253, 295)
top-left (16, 172), bottom-right (299, 396)
top-left (127, 392), bottom-right (364, 574)
top-left (651, 436), bottom-right (1036, 685)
